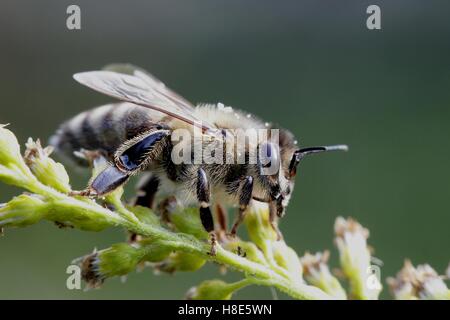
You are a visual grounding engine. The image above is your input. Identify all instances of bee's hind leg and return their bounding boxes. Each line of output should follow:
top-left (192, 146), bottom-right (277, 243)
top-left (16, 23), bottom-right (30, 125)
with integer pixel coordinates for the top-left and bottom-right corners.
top-left (196, 168), bottom-right (217, 256)
top-left (229, 176), bottom-right (254, 237)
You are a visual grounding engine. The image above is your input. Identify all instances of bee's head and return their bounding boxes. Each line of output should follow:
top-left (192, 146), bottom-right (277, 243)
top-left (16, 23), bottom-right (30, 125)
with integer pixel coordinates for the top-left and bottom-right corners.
top-left (255, 129), bottom-right (348, 218)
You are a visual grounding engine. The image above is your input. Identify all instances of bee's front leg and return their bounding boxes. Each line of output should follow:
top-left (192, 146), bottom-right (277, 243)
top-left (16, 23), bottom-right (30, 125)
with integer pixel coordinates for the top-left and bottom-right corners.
top-left (269, 200), bottom-right (283, 241)
top-left (196, 168), bottom-right (217, 256)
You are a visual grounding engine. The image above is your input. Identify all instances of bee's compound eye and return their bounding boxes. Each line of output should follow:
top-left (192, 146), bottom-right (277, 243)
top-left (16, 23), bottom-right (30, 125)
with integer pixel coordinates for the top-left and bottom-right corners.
top-left (259, 142), bottom-right (280, 175)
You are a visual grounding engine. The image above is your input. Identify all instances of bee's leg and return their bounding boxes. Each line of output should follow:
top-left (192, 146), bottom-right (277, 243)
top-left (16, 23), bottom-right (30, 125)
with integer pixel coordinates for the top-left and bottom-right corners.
top-left (230, 176), bottom-right (254, 236)
top-left (269, 200), bottom-right (283, 240)
top-left (128, 174), bottom-right (160, 243)
top-left (133, 174), bottom-right (160, 209)
top-left (73, 149), bottom-right (107, 167)
top-left (196, 168), bottom-right (217, 256)
top-left (70, 165), bottom-right (130, 197)
top-left (215, 203), bottom-right (228, 242)
top-left (157, 196), bottom-right (177, 224)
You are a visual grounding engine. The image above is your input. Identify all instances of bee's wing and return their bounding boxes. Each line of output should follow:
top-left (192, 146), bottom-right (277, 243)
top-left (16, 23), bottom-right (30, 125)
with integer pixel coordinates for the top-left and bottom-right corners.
top-left (73, 69), bottom-right (217, 132)
top-left (102, 63), bottom-right (194, 111)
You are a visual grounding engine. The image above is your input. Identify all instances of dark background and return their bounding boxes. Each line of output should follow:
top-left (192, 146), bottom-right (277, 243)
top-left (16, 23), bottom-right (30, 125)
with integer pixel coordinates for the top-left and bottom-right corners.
top-left (0, 0), bottom-right (449, 299)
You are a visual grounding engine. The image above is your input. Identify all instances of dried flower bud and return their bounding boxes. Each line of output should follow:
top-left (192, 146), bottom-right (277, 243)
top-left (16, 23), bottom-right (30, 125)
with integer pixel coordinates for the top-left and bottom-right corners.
top-left (80, 243), bottom-right (152, 288)
top-left (300, 251), bottom-right (347, 300)
top-left (334, 217), bottom-right (382, 299)
top-left (24, 138), bottom-right (71, 193)
top-left (387, 260), bottom-right (450, 300)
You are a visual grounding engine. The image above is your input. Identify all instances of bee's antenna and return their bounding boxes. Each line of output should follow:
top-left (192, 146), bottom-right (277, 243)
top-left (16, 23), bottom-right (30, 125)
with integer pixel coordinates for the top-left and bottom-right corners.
top-left (289, 144), bottom-right (348, 178)
top-left (297, 144), bottom-right (348, 156)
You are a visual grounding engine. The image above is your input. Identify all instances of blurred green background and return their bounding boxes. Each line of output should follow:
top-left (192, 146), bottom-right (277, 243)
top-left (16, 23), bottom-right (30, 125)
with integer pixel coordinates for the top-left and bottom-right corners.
top-left (0, 0), bottom-right (449, 299)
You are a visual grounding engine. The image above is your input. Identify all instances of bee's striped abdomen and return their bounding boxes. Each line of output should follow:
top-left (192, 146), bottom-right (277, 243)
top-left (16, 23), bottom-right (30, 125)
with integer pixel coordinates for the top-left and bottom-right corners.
top-left (50, 102), bottom-right (156, 165)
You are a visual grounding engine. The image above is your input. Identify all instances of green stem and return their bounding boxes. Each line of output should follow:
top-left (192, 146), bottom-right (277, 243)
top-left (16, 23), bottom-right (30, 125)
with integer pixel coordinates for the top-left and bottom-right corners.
top-left (6, 162), bottom-right (334, 300)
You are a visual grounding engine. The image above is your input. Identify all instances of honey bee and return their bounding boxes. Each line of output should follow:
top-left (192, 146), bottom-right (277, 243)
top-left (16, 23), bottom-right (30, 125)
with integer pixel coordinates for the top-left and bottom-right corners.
top-left (50, 64), bottom-right (347, 254)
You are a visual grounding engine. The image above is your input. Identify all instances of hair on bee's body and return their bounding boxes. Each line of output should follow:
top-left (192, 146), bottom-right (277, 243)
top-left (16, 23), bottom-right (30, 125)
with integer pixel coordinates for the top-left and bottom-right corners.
top-left (50, 64), bottom-right (348, 254)
top-left (50, 102), bottom-right (162, 164)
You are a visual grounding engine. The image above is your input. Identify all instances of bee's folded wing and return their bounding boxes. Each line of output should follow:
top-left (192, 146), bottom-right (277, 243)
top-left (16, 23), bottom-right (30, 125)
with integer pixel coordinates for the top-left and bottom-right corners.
top-left (73, 70), bottom-right (217, 132)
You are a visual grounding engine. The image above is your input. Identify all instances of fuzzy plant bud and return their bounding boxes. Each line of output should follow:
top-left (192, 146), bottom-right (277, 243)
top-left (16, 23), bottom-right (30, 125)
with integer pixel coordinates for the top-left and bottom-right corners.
top-left (186, 279), bottom-right (250, 300)
top-left (0, 125), bottom-right (24, 167)
top-left (300, 251), bottom-right (347, 300)
top-left (80, 243), bottom-right (168, 288)
top-left (154, 252), bottom-right (206, 274)
top-left (0, 125), bottom-right (35, 186)
top-left (334, 217), bottom-right (382, 300)
top-left (387, 260), bottom-right (450, 300)
top-left (24, 138), bottom-right (71, 193)
top-left (272, 241), bottom-right (303, 283)
top-left (223, 240), bottom-right (267, 265)
top-left (0, 191), bottom-right (114, 231)
top-left (245, 202), bottom-right (278, 250)
top-left (168, 203), bottom-right (208, 240)
top-left (0, 194), bottom-right (47, 228)
top-left (44, 199), bottom-right (115, 231)
top-left (127, 205), bottom-right (160, 226)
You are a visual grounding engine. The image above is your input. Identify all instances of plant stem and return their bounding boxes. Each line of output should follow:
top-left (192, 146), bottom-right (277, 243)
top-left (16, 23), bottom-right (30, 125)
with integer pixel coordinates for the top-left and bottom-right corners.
top-left (7, 161), bottom-right (334, 300)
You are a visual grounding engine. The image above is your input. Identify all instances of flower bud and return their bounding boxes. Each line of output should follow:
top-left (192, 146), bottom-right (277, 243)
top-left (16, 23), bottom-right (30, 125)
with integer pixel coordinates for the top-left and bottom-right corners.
top-left (24, 138), bottom-right (71, 193)
top-left (334, 216), bottom-right (382, 300)
top-left (169, 205), bottom-right (208, 240)
top-left (0, 125), bottom-right (24, 167)
top-left (300, 251), bottom-right (347, 300)
top-left (46, 199), bottom-right (114, 231)
top-left (155, 252), bottom-right (206, 273)
top-left (140, 242), bottom-right (172, 263)
top-left (272, 241), bottom-right (303, 281)
top-left (0, 194), bottom-right (47, 228)
top-left (80, 243), bottom-right (147, 288)
top-left (186, 279), bottom-right (236, 300)
top-left (127, 205), bottom-right (160, 226)
top-left (223, 240), bottom-right (267, 265)
top-left (0, 165), bottom-right (24, 187)
top-left (387, 260), bottom-right (450, 300)
top-left (245, 202), bottom-right (277, 249)
top-left (0, 126), bottom-right (34, 187)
